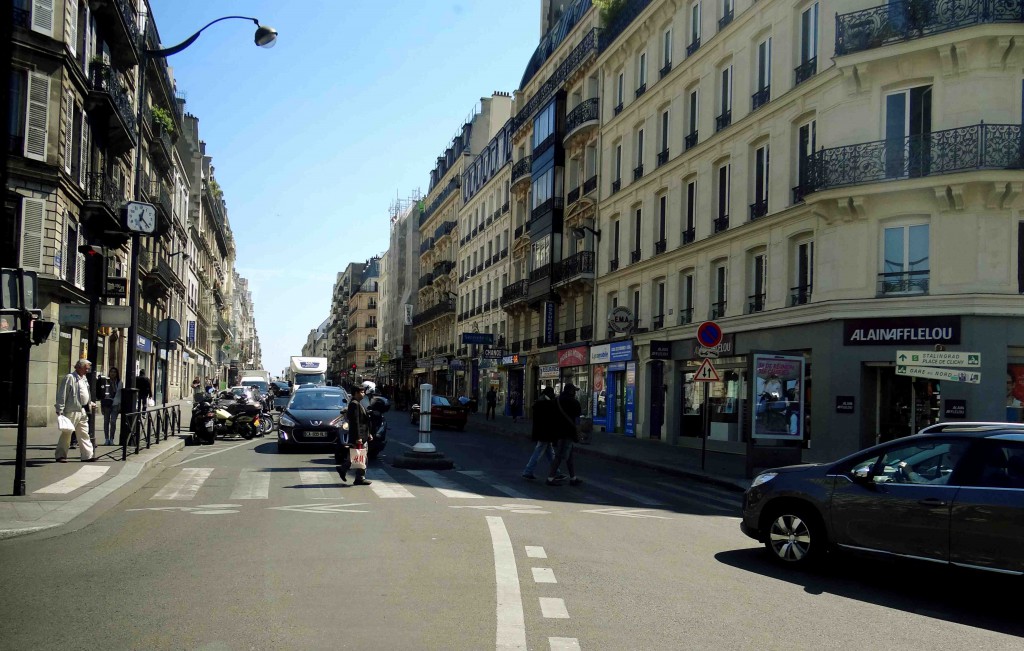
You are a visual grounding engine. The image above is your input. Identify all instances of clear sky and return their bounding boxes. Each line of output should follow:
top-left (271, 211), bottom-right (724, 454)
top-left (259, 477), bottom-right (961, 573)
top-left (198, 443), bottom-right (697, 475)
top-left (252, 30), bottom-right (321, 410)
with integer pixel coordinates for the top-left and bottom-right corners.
top-left (149, 0), bottom-right (540, 377)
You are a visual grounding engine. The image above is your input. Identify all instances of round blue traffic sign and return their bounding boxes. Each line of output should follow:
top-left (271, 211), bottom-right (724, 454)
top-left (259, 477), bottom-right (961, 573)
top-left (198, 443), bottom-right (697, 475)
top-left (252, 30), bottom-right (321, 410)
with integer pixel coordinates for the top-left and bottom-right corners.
top-left (696, 321), bottom-right (723, 348)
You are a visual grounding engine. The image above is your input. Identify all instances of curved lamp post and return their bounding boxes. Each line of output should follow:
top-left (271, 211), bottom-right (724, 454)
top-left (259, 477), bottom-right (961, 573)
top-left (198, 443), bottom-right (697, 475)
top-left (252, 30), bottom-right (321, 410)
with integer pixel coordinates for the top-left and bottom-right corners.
top-left (121, 16), bottom-right (276, 451)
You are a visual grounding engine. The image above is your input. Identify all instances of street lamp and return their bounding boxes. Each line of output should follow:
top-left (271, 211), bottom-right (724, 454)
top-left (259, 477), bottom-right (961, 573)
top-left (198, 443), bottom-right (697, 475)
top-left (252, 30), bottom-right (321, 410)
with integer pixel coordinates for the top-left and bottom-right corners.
top-left (121, 16), bottom-right (276, 446)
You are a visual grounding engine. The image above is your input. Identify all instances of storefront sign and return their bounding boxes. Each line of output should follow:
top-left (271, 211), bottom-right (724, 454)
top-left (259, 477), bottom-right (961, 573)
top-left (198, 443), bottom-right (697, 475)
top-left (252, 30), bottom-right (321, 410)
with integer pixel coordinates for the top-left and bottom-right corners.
top-left (432, 357), bottom-right (447, 370)
top-left (610, 340), bottom-right (633, 362)
top-left (461, 332), bottom-right (494, 345)
top-left (482, 346), bottom-right (506, 359)
top-left (624, 362), bottom-right (636, 436)
top-left (187, 320), bottom-right (196, 344)
top-left (896, 364), bottom-right (981, 384)
top-left (679, 334), bottom-right (736, 359)
top-left (835, 396), bottom-right (855, 414)
top-left (182, 351), bottom-right (190, 361)
top-left (609, 362), bottom-right (626, 372)
top-left (449, 359), bottom-right (465, 370)
top-left (843, 316), bottom-right (960, 346)
top-left (650, 340), bottom-right (671, 360)
top-left (590, 343), bottom-right (610, 364)
top-left (751, 353), bottom-right (805, 441)
top-left (896, 350), bottom-right (980, 367)
top-left (607, 306), bottom-right (634, 334)
top-left (540, 364), bottom-right (560, 380)
top-left (136, 335), bottom-right (152, 353)
top-left (544, 302), bottom-right (556, 345)
top-left (500, 354), bottom-right (524, 366)
top-left (104, 276), bottom-right (127, 299)
top-left (944, 399), bottom-right (967, 419)
top-left (558, 345), bottom-right (588, 368)
top-left (412, 367), bottom-right (428, 375)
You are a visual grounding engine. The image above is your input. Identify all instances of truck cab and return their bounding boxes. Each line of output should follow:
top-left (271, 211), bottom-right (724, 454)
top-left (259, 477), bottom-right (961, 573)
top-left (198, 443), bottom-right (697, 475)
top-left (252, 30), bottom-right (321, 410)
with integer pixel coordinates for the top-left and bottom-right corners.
top-left (289, 357), bottom-right (328, 388)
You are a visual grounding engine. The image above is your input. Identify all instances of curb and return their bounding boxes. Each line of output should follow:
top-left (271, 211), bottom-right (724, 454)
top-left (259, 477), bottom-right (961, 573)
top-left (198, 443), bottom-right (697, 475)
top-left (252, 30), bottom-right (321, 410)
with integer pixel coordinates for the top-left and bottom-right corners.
top-left (0, 436), bottom-right (186, 540)
top-left (469, 419), bottom-right (748, 493)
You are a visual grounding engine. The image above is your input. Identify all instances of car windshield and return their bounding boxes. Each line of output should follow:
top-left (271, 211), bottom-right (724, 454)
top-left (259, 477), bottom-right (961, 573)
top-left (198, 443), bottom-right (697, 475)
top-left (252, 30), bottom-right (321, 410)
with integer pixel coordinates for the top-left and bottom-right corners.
top-left (230, 388), bottom-right (250, 399)
top-left (432, 396), bottom-right (452, 407)
top-left (288, 390), bottom-right (346, 410)
top-left (241, 380), bottom-right (268, 394)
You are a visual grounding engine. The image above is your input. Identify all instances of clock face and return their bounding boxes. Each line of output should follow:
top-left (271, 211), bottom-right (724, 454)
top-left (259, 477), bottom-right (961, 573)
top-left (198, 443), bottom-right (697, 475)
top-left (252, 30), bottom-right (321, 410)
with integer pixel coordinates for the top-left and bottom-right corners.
top-left (125, 202), bottom-right (156, 233)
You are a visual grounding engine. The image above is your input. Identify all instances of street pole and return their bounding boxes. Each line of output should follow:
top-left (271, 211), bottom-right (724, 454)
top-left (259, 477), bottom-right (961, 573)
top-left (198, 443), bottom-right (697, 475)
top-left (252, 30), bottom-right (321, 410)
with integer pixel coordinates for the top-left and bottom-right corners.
top-left (701, 381), bottom-right (709, 471)
top-left (415, 383), bottom-right (435, 453)
top-left (13, 322), bottom-right (30, 496)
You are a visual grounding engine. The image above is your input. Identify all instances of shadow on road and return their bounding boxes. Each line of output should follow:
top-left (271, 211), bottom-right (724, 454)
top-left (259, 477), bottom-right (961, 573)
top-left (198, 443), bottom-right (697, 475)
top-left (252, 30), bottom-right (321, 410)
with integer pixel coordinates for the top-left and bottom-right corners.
top-left (715, 548), bottom-right (1024, 638)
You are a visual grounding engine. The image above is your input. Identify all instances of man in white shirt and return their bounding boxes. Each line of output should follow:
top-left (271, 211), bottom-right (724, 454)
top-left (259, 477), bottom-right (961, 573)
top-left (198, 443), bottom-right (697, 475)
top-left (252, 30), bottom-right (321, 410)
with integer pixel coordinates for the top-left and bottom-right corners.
top-left (55, 359), bottom-right (96, 462)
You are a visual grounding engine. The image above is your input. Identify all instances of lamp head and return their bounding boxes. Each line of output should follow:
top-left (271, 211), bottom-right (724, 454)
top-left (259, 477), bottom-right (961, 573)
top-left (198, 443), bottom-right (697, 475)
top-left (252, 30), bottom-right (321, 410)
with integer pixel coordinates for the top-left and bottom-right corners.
top-left (571, 227), bottom-right (586, 241)
top-left (255, 24), bottom-right (278, 48)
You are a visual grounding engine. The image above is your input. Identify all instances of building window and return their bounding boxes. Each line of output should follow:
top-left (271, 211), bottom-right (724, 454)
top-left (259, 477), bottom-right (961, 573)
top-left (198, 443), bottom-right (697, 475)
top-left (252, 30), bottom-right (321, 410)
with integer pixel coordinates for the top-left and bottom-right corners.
top-left (751, 144), bottom-right (769, 220)
top-left (685, 88), bottom-right (699, 149)
top-left (688, 1), bottom-right (702, 54)
top-left (614, 143), bottom-right (623, 189)
top-left (749, 252), bottom-right (767, 313)
top-left (683, 179), bottom-right (697, 244)
top-left (662, 29), bottom-right (673, 76)
top-left (712, 263), bottom-right (727, 318)
top-left (881, 224), bottom-right (929, 295)
top-left (796, 3), bottom-right (819, 85)
top-left (616, 71), bottom-right (624, 113)
top-left (753, 37), bottom-right (771, 110)
top-left (632, 288), bottom-right (641, 324)
top-left (634, 128), bottom-right (644, 179)
top-left (715, 163), bottom-right (731, 232)
top-left (611, 219), bottom-right (621, 271)
top-left (637, 52), bottom-right (647, 95)
top-left (716, 65), bottom-right (733, 131)
top-left (631, 207), bottom-right (642, 263)
top-left (658, 109), bottom-right (670, 165)
top-left (793, 239), bottom-right (814, 305)
top-left (532, 102), bottom-right (556, 152)
top-left (654, 280), bottom-right (666, 329)
top-left (657, 195), bottom-right (667, 253)
top-left (720, 0), bottom-right (734, 30)
top-left (679, 271), bottom-right (695, 324)
top-left (884, 85), bottom-right (932, 179)
top-left (794, 119), bottom-right (816, 203)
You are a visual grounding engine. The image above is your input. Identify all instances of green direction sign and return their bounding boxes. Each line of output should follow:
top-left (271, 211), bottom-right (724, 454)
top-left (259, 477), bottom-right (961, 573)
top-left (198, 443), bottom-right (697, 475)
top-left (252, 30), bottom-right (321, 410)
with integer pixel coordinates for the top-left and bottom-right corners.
top-left (895, 350), bottom-right (981, 368)
top-left (896, 365), bottom-right (981, 384)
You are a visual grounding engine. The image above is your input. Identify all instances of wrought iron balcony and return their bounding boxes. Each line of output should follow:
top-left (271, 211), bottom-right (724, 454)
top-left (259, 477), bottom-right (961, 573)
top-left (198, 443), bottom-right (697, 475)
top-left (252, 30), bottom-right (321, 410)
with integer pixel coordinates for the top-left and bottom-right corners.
top-left (500, 279), bottom-right (529, 308)
top-left (750, 200), bottom-right (769, 221)
top-left (685, 131), bottom-right (698, 150)
top-left (562, 328), bottom-right (577, 344)
top-left (411, 300), bottom-right (456, 327)
top-left (432, 261), bottom-right (455, 278)
top-left (515, 225), bottom-right (524, 239)
top-left (418, 273), bottom-right (434, 290)
top-left (752, 85), bottom-right (771, 112)
top-left (532, 196), bottom-right (564, 217)
top-left (837, 0), bottom-right (1024, 57)
top-left (149, 122), bottom-right (175, 171)
top-left (633, 164), bottom-right (644, 180)
top-left (523, 339), bottom-right (533, 351)
top-left (419, 237), bottom-right (435, 256)
top-left (792, 185), bottom-right (808, 204)
top-left (85, 64), bottom-right (136, 153)
top-left (657, 149), bottom-right (669, 167)
top-left (566, 98), bottom-right (600, 138)
top-left (420, 178), bottom-right (460, 225)
top-left (635, 83), bottom-right (647, 98)
top-left (630, 249), bottom-right (642, 264)
top-left (748, 293), bottom-right (766, 314)
top-left (802, 123), bottom-right (1024, 195)
top-left (678, 308), bottom-right (694, 325)
top-left (614, 102), bottom-right (624, 116)
top-left (655, 239), bottom-right (667, 254)
top-left (711, 302), bottom-right (727, 319)
top-left (790, 285), bottom-right (813, 306)
top-left (553, 250), bottom-right (595, 285)
top-left (567, 186), bottom-right (581, 205)
top-left (511, 341), bottom-right (521, 353)
top-left (580, 324), bottom-right (594, 340)
top-left (681, 228), bottom-right (696, 245)
top-left (877, 271), bottom-right (930, 296)
top-left (652, 314), bottom-right (665, 330)
top-left (610, 258), bottom-right (620, 272)
top-left (491, 299), bottom-right (499, 309)
top-left (511, 156), bottom-right (532, 187)
top-left (81, 173), bottom-right (125, 232)
top-left (501, 250), bottom-right (509, 259)
top-left (529, 264), bottom-right (552, 283)
top-left (434, 220), bottom-right (456, 241)
top-left (12, 6), bottom-right (30, 29)
top-left (583, 175), bottom-right (598, 195)
top-left (612, 178), bottom-right (622, 194)
top-left (714, 216), bottom-right (729, 233)
top-left (92, 0), bottom-right (139, 68)
top-left (687, 38), bottom-right (701, 56)
top-left (795, 57), bottom-right (817, 86)
top-left (660, 62), bottom-right (673, 79)
top-left (503, 201), bottom-right (510, 213)
top-left (719, 8), bottom-right (734, 31)
top-left (715, 110), bottom-right (732, 132)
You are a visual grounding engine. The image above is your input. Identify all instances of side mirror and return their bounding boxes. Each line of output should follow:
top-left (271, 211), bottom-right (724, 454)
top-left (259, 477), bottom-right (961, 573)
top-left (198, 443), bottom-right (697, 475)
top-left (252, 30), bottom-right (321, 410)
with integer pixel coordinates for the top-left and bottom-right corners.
top-left (851, 466), bottom-right (873, 483)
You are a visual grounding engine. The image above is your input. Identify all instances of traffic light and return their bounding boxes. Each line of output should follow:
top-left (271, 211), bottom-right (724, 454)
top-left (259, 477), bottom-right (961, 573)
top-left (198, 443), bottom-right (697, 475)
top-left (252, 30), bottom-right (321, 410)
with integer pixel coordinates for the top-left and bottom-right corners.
top-left (30, 319), bottom-right (55, 346)
top-left (351, 363), bottom-right (357, 371)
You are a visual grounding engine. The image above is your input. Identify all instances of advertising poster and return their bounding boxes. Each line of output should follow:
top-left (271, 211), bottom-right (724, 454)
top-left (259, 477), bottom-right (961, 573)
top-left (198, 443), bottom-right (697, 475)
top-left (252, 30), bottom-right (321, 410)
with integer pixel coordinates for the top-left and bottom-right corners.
top-left (625, 362), bottom-right (636, 437)
top-left (751, 353), bottom-right (805, 440)
top-left (593, 364), bottom-right (607, 418)
top-left (1008, 365), bottom-right (1024, 423)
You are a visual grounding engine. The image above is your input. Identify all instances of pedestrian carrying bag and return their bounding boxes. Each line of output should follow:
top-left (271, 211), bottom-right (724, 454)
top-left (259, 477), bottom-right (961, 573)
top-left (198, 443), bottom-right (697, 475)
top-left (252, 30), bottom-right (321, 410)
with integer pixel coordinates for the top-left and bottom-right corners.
top-left (349, 446), bottom-right (367, 470)
top-left (147, 398), bottom-right (156, 408)
top-left (57, 415), bottom-right (74, 434)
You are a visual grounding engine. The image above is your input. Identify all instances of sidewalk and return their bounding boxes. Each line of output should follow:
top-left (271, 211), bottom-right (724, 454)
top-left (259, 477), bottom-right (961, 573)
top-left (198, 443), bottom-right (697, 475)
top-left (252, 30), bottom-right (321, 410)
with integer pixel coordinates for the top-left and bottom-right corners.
top-left (468, 413), bottom-right (751, 492)
top-left (0, 400), bottom-right (191, 539)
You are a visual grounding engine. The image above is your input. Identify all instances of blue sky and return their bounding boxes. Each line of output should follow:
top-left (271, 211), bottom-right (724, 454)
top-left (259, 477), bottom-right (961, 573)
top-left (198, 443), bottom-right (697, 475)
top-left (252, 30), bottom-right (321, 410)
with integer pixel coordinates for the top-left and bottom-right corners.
top-left (149, 1), bottom-right (539, 376)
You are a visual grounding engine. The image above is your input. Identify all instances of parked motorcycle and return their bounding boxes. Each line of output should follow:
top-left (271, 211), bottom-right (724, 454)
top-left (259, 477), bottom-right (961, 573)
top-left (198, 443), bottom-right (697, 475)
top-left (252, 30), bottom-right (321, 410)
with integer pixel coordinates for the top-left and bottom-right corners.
top-left (213, 393), bottom-right (262, 439)
top-left (189, 397), bottom-right (217, 445)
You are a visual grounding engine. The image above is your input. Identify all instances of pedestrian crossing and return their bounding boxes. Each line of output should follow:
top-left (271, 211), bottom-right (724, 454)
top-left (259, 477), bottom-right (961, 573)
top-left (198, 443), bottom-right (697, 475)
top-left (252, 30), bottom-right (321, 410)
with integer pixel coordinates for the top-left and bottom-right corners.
top-left (140, 465), bottom-right (742, 513)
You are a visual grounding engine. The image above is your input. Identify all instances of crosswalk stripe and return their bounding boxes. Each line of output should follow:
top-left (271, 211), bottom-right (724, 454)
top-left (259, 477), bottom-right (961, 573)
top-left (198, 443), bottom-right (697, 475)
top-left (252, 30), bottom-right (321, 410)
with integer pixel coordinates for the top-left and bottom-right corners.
top-left (598, 481), bottom-right (666, 506)
top-left (409, 470), bottom-right (484, 499)
top-left (549, 638), bottom-right (581, 651)
top-left (34, 465), bottom-right (109, 494)
top-left (299, 468), bottom-right (346, 498)
top-left (153, 468), bottom-right (213, 500)
top-left (458, 470), bottom-right (529, 499)
top-left (365, 467), bottom-right (415, 498)
top-left (654, 481), bottom-right (742, 511)
top-left (230, 468), bottom-right (271, 500)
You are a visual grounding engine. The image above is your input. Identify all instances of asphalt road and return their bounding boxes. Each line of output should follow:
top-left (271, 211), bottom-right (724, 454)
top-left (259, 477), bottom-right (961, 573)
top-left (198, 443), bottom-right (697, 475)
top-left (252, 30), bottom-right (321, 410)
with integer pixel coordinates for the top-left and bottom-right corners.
top-left (1, 414), bottom-right (1021, 650)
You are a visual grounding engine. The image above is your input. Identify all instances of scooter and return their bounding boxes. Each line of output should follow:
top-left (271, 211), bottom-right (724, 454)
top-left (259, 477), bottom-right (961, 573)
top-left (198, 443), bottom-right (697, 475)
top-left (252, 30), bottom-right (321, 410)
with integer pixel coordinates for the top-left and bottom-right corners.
top-left (189, 397), bottom-right (216, 445)
top-left (212, 394), bottom-right (261, 440)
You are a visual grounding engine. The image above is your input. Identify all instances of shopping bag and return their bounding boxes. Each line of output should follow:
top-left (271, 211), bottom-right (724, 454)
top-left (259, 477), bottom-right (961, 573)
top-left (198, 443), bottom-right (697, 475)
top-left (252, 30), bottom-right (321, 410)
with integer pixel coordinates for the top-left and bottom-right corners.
top-left (147, 398), bottom-right (156, 408)
top-left (57, 415), bottom-right (74, 434)
top-left (349, 446), bottom-right (367, 470)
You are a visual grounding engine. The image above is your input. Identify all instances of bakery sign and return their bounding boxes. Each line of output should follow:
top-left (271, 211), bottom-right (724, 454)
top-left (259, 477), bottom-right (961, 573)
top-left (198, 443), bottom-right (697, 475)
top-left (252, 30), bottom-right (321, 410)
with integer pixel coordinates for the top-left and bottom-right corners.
top-left (843, 316), bottom-right (960, 346)
top-left (558, 345), bottom-right (588, 368)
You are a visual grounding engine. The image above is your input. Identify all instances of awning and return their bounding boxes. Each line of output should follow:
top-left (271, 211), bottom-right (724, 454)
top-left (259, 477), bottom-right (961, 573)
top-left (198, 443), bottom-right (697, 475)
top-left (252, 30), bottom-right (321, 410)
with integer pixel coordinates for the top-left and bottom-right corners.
top-left (412, 367), bottom-right (428, 375)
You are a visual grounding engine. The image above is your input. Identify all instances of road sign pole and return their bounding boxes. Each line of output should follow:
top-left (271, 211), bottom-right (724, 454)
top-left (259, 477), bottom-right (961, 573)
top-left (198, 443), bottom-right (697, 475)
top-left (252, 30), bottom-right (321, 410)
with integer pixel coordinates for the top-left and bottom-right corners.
top-left (701, 381), bottom-right (709, 471)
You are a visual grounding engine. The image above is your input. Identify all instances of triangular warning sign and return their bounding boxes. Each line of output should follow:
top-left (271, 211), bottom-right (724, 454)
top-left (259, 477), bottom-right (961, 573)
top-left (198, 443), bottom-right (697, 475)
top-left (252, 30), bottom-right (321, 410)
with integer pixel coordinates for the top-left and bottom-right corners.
top-left (694, 358), bottom-right (720, 382)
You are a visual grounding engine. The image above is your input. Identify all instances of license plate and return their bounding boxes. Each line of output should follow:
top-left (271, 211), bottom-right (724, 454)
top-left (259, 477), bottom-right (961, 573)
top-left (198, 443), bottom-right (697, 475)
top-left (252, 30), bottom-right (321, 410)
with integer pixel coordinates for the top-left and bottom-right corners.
top-left (305, 432), bottom-right (328, 438)
top-left (205, 420), bottom-right (214, 428)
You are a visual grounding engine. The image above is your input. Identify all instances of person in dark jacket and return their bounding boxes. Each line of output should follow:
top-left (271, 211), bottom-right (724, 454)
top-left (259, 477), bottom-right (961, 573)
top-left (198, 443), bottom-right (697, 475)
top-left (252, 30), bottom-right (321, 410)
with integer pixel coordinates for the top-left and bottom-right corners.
top-left (485, 387), bottom-right (497, 420)
top-left (521, 387), bottom-right (560, 480)
top-left (339, 385), bottom-right (373, 486)
top-left (136, 369), bottom-right (152, 412)
top-left (547, 384), bottom-right (582, 486)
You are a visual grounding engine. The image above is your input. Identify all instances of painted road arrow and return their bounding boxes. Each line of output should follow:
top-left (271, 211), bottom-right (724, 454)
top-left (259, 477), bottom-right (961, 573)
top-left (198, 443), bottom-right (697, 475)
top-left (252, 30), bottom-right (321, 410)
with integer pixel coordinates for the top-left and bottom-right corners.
top-left (268, 503), bottom-right (369, 514)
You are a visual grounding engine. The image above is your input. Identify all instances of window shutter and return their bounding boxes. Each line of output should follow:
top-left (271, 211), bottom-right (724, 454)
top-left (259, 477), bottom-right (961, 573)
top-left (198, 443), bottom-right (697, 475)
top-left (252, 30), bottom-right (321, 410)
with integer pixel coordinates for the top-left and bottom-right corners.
top-left (25, 72), bottom-right (50, 161)
top-left (65, 0), bottom-right (78, 57)
top-left (20, 198), bottom-right (46, 272)
top-left (79, 113), bottom-right (89, 187)
top-left (76, 227), bottom-right (86, 290)
top-left (32, 0), bottom-right (54, 37)
top-left (63, 90), bottom-right (74, 174)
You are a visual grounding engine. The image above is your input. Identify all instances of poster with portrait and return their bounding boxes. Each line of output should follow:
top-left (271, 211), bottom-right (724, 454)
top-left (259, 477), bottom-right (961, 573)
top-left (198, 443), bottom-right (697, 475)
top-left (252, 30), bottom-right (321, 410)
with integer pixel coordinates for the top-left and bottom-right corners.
top-left (751, 353), bottom-right (805, 440)
top-left (1008, 365), bottom-right (1024, 423)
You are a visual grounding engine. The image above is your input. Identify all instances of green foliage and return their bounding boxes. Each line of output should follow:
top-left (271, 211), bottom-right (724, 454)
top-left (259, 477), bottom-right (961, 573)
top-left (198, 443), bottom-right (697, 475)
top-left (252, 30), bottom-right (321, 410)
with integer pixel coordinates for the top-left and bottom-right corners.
top-left (594, 0), bottom-right (624, 25)
top-left (209, 177), bottom-right (223, 201)
top-left (151, 105), bottom-right (175, 135)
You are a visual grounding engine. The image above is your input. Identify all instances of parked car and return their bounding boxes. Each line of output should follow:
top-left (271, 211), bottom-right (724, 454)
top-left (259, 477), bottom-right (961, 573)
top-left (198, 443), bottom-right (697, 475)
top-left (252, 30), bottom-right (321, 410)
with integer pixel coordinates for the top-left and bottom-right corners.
top-left (277, 386), bottom-right (350, 453)
top-left (740, 422), bottom-right (1024, 575)
top-left (410, 395), bottom-right (468, 431)
top-left (271, 380), bottom-right (291, 411)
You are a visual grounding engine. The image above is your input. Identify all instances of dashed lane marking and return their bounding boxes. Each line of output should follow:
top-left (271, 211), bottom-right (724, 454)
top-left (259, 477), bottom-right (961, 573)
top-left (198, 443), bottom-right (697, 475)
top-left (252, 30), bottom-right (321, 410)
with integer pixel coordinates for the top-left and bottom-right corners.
top-left (525, 546), bottom-right (547, 559)
top-left (539, 597), bottom-right (569, 619)
top-left (532, 567), bottom-right (557, 583)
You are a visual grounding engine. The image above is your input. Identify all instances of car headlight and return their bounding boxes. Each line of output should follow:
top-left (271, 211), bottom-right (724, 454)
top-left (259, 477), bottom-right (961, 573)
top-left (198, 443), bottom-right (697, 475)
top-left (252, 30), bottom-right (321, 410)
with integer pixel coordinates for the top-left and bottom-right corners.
top-left (330, 415), bottom-right (348, 429)
top-left (279, 414), bottom-right (296, 428)
top-left (750, 472), bottom-right (777, 489)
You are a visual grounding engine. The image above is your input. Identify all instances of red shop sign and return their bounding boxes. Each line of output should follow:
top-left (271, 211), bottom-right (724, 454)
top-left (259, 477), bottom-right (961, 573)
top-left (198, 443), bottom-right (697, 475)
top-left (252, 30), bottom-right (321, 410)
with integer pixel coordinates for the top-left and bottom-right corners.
top-left (558, 345), bottom-right (589, 368)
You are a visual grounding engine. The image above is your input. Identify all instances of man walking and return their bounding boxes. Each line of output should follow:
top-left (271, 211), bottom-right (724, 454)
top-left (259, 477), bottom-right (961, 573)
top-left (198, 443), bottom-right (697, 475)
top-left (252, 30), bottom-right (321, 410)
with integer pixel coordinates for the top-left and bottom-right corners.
top-left (547, 383), bottom-right (582, 486)
top-left (339, 384), bottom-right (373, 486)
top-left (485, 386), bottom-right (497, 420)
top-left (522, 387), bottom-right (561, 480)
top-left (136, 369), bottom-right (152, 412)
top-left (55, 359), bottom-right (97, 462)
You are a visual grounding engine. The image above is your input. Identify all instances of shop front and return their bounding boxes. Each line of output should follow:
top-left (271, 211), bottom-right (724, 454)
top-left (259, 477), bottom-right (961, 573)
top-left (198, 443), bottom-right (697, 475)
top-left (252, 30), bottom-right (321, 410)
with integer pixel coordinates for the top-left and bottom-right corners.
top-left (500, 353), bottom-right (526, 418)
top-left (136, 335), bottom-right (153, 381)
top-left (480, 359), bottom-right (504, 413)
top-left (557, 344), bottom-right (590, 417)
top-left (590, 339), bottom-right (634, 435)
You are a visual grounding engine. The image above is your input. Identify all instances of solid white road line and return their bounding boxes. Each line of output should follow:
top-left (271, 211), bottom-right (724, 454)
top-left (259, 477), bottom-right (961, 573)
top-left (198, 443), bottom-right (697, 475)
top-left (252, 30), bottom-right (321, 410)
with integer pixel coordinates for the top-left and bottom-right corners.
top-left (34, 466), bottom-right (109, 494)
top-left (410, 470), bottom-right (484, 499)
top-left (654, 481), bottom-right (742, 511)
top-left (525, 546), bottom-right (547, 559)
top-left (392, 440), bottom-right (413, 448)
top-left (598, 481), bottom-right (667, 506)
top-left (173, 438), bottom-right (259, 466)
top-left (549, 638), bottom-right (581, 651)
top-left (152, 467), bottom-right (213, 500)
top-left (532, 567), bottom-right (557, 584)
top-left (299, 468), bottom-right (345, 498)
top-left (487, 516), bottom-right (527, 651)
top-left (539, 597), bottom-right (570, 619)
top-left (459, 470), bottom-right (530, 499)
top-left (229, 468), bottom-right (271, 500)
top-left (365, 467), bottom-right (415, 498)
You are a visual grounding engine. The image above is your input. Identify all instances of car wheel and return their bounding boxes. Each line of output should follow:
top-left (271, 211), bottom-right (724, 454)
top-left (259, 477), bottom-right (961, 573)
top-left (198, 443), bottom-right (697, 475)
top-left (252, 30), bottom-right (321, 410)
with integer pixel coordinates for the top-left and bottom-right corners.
top-left (764, 506), bottom-right (824, 566)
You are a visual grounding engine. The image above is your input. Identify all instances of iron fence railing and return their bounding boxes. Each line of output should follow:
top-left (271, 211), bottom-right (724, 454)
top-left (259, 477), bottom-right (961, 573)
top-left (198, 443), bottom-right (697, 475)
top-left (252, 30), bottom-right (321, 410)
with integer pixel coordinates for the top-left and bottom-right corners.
top-left (877, 271), bottom-right (930, 296)
top-left (511, 156), bottom-right (532, 185)
top-left (553, 251), bottom-right (595, 284)
top-left (88, 64), bottom-right (137, 135)
top-left (566, 97), bottom-right (600, 135)
top-left (118, 404), bottom-right (180, 461)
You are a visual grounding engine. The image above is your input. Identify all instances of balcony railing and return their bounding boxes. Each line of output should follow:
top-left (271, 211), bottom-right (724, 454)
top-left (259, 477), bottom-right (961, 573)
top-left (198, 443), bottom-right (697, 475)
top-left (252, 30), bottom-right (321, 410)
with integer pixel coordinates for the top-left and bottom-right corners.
top-left (511, 156), bottom-right (532, 185)
top-left (87, 64), bottom-right (137, 146)
top-left (511, 341), bottom-right (521, 353)
top-left (681, 227), bottom-right (696, 245)
top-left (630, 249), bottom-right (642, 264)
top-left (13, 7), bottom-right (30, 29)
top-left (652, 314), bottom-right (665, 330)
top-left (836, 0), bottom-right (1024, 57)
top-left (678, 308), bottom-right (694, 325)
top-left (660, 62), bottom-right (673, 79)
top-left (523, 339), bottom-right (533, 351)
top-left (802, 123), bottom-right (1024, 195)
top-left (715, 110), bottom-right (732, 132)
top-left (792, 185), bottom-right (808, 205)
top-left (566, 97), bottom-right (600, 135)
top-left (714, 216), bottom-right (729, 233)
top-left (611, 178), bottom-right (622, 194)
top-left (84, 173), bottom-right (124, 214)
top-left (687, 38), bottom-right (701, 56)
top-left (752, 86), bottom-right (771, 111)
top-left (500, 279), bottom-right (529, 307)
top-left (432, 261), bottom-right (455, 278)
top-left (580, 324), bottom-right (594, 340)
top-left (529, 264), bottom-right (552, 283)
top-left (614, 102), bottom-right (624, 116)
top-left (790, 285), bottom-right (813, 306)
top-left (795, 57), bottom-right (817, 86)
top-left (719, 8), bottom-right (734, 30)
top-left (877, 270), bottom-right (930, 296)
top-left (411, 300), bottom-right (455, 327)
top-left (635, 83), bottom-right (647, 98)
top-left (750, 200), bottom-right (769, 221)
top-left (748, 293), bottom-right (766, 314)
top-left (633, 164), bottom-right (644, 180)
top-left (610, 258), bottom-right (620, 272)
top-left (583, 175), bottom-right (598, 195)
top-left (515, 225), bottom-right (524, 239)
top-left (418, 273), bottom-right (434, 290)
top-left (655, 239), bottom-right (667, 254)
top-left (420, 178), bottom-right (460, 225)
top-left (657, 149), bottom-right (669, 167)
top-left (567, 186), bottom-right (581, 205)
top-left (553, 250), bottom-right (595, 284)
top-left (685, 131), bottom-right (698, 150)
top-left (711, 302), bottom-right (727, 319)
top-left (420, 238), bottom-right (435, 255)
top-left (434, 220), bottom-right (456, 241)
